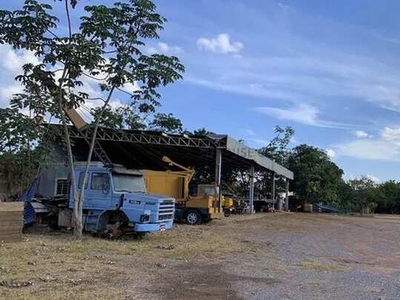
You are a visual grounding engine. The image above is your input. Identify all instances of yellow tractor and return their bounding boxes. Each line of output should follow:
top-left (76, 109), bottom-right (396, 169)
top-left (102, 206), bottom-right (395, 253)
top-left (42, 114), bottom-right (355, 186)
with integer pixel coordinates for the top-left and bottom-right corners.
top-left (221, 193), bottom-right (235, 217)
top-left (143, 157), bottom-right (222, 225)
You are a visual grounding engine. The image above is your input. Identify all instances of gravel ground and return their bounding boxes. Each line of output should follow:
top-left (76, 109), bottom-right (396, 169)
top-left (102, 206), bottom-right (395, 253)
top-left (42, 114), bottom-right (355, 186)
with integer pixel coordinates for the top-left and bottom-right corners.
top-left (220, 213), bottom-right (400, 300)
top-left (153, 213), bottom-right (400, 300)
top-left (2, 213), bottom-right (400, 299)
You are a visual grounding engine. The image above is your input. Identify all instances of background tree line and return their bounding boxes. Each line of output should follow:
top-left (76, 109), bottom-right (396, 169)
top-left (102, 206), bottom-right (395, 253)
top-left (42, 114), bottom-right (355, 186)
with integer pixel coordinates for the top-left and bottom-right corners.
top-left (2, 106), bottom-right (400, 214)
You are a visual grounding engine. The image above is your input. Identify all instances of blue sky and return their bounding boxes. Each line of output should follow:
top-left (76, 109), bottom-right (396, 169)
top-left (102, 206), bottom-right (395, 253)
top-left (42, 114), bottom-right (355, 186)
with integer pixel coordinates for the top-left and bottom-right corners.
top-left (2, 0), bottom-right (400, 182)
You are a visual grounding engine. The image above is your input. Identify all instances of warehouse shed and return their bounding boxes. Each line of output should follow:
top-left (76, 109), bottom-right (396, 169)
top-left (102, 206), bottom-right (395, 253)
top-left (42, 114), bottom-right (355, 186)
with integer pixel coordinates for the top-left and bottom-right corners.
top-left (50, 125), bottom-right (294, 212)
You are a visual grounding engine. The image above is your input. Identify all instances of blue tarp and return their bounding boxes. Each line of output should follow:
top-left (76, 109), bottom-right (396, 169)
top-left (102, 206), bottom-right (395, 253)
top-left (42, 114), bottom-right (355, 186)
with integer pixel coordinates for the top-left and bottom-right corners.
top-left (18, 177), bottom-right (39, 224)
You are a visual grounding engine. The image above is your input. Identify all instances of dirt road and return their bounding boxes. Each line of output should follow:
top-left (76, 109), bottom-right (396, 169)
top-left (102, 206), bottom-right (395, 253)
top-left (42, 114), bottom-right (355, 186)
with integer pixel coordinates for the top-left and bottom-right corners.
top-left (1, 213), bottom-right (400, 299)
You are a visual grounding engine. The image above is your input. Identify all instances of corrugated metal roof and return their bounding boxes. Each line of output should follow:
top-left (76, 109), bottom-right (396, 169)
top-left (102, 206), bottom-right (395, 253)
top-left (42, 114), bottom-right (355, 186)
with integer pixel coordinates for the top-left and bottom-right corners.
top-left (49, 125), bottom-right (294, 180)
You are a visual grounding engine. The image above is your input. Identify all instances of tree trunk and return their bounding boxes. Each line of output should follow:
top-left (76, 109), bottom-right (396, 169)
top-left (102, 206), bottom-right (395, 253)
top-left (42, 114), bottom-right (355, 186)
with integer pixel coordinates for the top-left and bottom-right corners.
top-left (57, 65), bottom-right (82, 237)
top-left (61, 113), bottom-right (82, 238)
top-left (76, 86), bottom-right (117, 236)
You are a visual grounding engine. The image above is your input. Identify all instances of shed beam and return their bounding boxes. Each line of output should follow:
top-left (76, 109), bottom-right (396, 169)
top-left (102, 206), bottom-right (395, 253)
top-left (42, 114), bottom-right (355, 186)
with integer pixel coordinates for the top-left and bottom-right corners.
top-left (63, 125), bottom-right (213, 148)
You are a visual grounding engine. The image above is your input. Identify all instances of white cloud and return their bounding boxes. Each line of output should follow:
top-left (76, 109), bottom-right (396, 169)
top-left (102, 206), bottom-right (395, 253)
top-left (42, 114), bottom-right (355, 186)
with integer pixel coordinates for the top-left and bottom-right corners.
top-left (255, 103), bottom-right (318, 126)
top-left (353, 130), bottom-right (369, 138)
top-left (249, 138), bottom-right (270, 146)
top-left (0, 45), bottom-right (41, 108)
top-left (186, 77), bottom-right (300, 101)
top-left (0, 45), bottom-right (136, 124)
top-left (186, 9), bottom-right (400, 123)
top-left (2, 47), bottom-right (39, 73)
top-left (254, 103), bottom-right (349, 128)
top-left (381, 127), bottom-right (400, 140)
top-left (146, 42), bottom-right (183, 55)
top-left (245, 129), bottom-right (256, 136)
top-left (366, 174), bottom-right (380, 183)
top-left (0, 86), bottom-right (24, 102)
top-left (336, 126), bottom-right (400, 161)
top-left (326, 149), bottom-right (336, 158)
top-left (277, 2), bottom-right (289, 10)
top-left (197, 34), bottom-right (243, 55)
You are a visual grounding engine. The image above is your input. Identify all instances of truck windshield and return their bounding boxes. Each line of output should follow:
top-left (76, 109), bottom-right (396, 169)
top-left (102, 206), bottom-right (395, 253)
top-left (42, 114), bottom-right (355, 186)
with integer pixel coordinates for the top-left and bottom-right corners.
top-left (112, 174), bottom-right (146, 193)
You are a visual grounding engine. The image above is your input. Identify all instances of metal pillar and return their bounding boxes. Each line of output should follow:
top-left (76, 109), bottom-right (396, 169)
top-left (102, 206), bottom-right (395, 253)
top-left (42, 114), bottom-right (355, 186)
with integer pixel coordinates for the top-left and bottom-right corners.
top-left (278, 179), bottom-right (283, 211)
top-left (285, 179), bottom-right (290, 211)
top-left (272, 172), bottom-right (276, 209)
top-left (215, 149), bottom-right (222, 211)
top-left (249, 165), bottom-right (255, 214)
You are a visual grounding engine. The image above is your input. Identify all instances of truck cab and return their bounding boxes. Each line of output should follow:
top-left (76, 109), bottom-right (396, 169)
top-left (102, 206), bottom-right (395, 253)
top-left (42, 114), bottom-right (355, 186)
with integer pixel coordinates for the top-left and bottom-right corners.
top-left (38, 163), bottom-right (175, 235)
top-left (72, 165), bottom-right (174, 234)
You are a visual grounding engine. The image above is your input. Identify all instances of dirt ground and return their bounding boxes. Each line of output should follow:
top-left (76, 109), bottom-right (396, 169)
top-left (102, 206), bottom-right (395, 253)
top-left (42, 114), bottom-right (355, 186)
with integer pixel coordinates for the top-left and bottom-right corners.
top-left (1, 213), bottom-right (400, 300)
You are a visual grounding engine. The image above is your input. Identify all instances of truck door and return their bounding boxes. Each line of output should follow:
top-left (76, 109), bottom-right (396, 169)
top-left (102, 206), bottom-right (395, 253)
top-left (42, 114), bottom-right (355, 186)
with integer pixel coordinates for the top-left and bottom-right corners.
top-left (83, 172), bottom-right (112, 210)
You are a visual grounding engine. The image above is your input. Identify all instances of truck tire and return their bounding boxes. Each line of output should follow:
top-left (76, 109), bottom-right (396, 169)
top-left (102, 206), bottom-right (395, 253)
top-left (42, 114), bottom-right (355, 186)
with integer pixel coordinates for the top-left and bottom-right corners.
top-left (223, 209), bottom-right (231, 217)
top-left (185, 210), bottom-right (202, 225)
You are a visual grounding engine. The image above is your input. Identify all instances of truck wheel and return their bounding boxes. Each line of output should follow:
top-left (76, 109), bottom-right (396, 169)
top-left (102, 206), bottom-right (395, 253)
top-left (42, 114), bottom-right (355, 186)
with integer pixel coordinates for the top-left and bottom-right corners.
top-left (133, 232), bottom-right (146, 240)
top-left (185, 210), bottom-right (202, 225)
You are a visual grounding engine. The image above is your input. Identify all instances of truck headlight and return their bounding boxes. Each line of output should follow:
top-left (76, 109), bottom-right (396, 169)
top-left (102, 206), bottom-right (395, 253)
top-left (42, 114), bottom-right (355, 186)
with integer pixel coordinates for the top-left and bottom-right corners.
top-left (140, 214), bottom-right (150, 223)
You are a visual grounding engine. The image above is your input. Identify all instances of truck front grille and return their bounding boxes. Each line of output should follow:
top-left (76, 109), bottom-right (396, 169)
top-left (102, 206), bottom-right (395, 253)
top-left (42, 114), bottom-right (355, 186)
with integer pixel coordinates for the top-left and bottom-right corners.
top-left (158, 200), bottom-right (175, 221)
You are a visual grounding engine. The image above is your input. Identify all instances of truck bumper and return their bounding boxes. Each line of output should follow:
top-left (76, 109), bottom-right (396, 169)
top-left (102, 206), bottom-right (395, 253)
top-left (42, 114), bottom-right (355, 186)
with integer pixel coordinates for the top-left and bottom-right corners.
top-left (134, 220), bottom-right (173, 232)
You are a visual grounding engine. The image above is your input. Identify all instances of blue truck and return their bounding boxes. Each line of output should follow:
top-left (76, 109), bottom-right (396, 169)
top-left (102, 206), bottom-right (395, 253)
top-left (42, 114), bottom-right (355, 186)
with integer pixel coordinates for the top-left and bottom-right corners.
top-left (26, 162), bottom-right (175, 236)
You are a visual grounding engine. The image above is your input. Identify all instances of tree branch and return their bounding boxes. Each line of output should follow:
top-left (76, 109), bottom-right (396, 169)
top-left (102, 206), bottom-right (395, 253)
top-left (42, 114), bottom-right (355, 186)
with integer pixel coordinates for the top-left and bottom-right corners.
top-left (116, 86), bottom-right (135, 97)
top-left (87, 97), bottom-right (106, 102)
top-left (82, 72), bottom-right (110, 81)
top-left (46, 29), bottom-right (59, 39)
top-left (65, 0), bottom-right (72, 38)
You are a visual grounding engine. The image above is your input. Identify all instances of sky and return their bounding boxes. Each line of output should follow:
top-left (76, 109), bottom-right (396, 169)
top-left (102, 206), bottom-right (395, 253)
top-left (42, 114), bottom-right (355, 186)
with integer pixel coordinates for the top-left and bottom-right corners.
top-left (2, 0), bottom-right (400, 182)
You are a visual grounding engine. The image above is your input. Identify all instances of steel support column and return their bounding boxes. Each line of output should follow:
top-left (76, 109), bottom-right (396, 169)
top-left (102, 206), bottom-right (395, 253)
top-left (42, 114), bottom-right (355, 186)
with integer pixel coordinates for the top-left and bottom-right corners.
top-left (249, 165), bottom-right (255, 214)
top-left (285, 179), bottom-right (290, 211)
top-left (278, 178), bottom-right (283, 211)
top-left (215, 149), bottom-right (222, 210)
top-left (272, 172), bottom-right (276, 209)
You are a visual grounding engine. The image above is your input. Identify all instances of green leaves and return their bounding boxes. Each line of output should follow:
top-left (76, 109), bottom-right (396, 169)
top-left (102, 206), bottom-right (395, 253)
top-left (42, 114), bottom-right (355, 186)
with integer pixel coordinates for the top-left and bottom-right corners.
top-left (149, 113), bottom-right (183, 133)
top-left (0, 108), bottom-right (34, 153)
top-left (70, 0), bottom-right (78, 9)
top-left (1, 0), bottom-right (184, 125)
top-left (0, 107), bottom-right (56, 195)
top-left (0, 0), bottom-right (58, 53)
top-left (288, 144), bottom-right (344, 204)
top-left (259, 126), bottom-right (294, 165)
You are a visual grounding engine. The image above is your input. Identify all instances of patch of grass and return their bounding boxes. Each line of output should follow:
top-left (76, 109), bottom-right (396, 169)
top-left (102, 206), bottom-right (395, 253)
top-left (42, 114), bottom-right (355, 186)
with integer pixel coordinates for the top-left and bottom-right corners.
top-left (296, 260), bottom-right (346, 272)
top-left (0, 223), bottom-right (251, 300)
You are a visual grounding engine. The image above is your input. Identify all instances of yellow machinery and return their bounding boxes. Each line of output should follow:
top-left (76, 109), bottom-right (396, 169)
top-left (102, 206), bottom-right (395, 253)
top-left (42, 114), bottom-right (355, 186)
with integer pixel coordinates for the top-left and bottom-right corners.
top-left (222, 195), bottom-right (235, 217)
top-left (143, 156), bottom-right (222, 225)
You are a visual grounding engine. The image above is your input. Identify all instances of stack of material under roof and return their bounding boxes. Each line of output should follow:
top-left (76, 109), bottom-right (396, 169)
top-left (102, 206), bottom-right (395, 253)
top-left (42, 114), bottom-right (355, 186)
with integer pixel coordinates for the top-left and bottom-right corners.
top-left (0, 202), bottom-right (24, 242)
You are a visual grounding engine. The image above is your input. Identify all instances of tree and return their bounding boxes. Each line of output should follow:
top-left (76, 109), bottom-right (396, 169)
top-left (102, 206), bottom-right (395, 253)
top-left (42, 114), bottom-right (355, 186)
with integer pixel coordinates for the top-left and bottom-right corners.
top-left (0, 108), bottom-right (56, 197)
top-left (254, 126), bottom-right (295, 199)
top-left (348, 176), bottom-right (381, 214)
top-left (378, 180), bottom-right (400, 214)
top-left (337, 179), bottom-right (353, 210)
top-left (288, 144), bottom-right (343, 204)
top-left (0, 108), bottom-right (37, 196)
top-left (92, 106), bottom-right (147, 131)
top-left (93, 107), bottom-right (183, 133)
top-left (0, 0), bottom-right (184, 236)
top-left (149, 113), bottom-right (182, 133)
top-left (190, 128), bottom-right (215, 136)
top-left (259, 126), bottom-right (294, 166)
